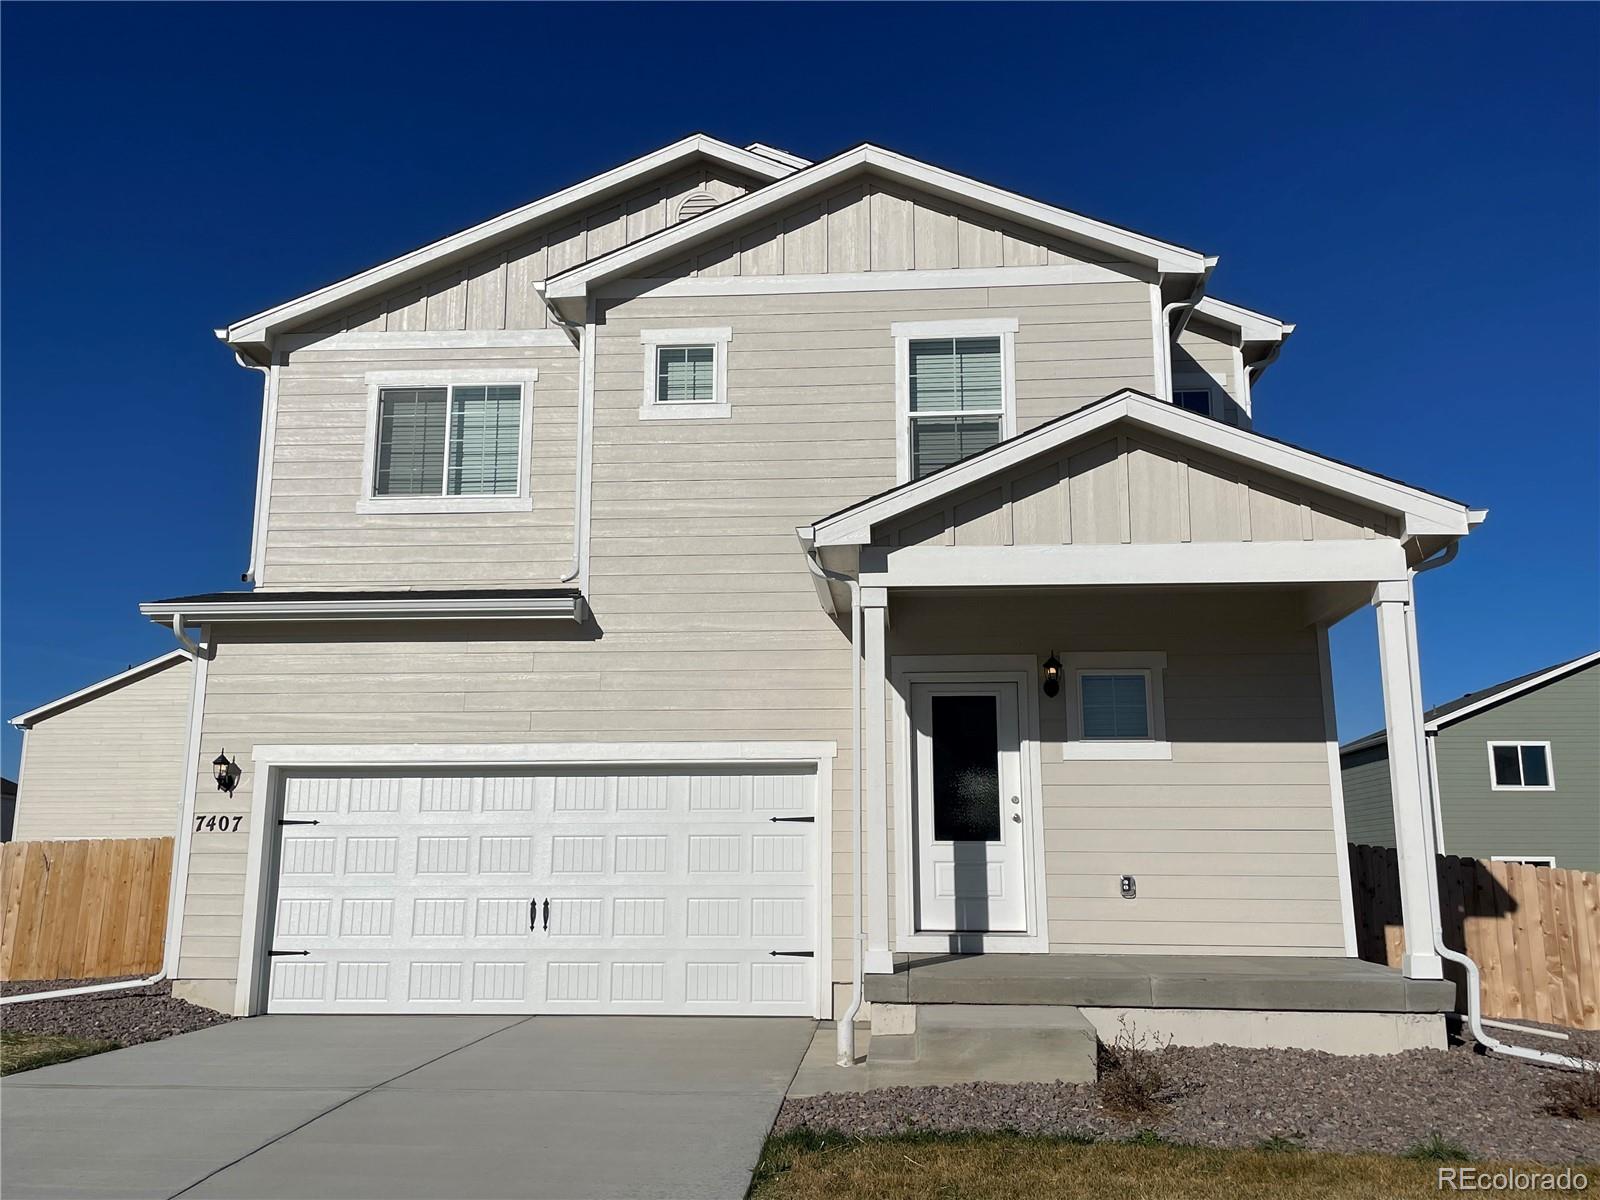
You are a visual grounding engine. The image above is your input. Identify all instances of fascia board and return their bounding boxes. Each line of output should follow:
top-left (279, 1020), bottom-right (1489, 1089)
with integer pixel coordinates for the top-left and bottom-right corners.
top-left (9, 649), bottom-right (192, 729)
top-left (138, 596), bottom-right (587, 624)
top-left (1425, 652), bottom-right (1600, 732)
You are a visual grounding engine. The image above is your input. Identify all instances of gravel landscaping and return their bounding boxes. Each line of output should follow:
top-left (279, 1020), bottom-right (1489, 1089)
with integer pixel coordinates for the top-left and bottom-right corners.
top-left (0, 977), bottom-right (234, 1050)
top-left (776, 1039), bottom-right (1600, 1166)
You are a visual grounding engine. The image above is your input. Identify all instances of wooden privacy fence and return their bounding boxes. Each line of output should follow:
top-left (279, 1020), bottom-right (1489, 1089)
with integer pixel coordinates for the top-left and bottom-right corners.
top-left (1349, 843), bottom-right (1600, 1030)
top-left (0, 837), bottom-right (173, 982)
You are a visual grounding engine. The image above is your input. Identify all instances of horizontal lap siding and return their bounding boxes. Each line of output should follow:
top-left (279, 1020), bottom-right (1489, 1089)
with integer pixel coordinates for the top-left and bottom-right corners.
top-left (263, 346), bottom-right (578, 588)
top-left (1174, 319), bottom-right (1248, 425)
top-left (1340, 745), bottom-right (1397, 848)
top-left (15, 662), bottom-right (191, 841)
top-left (888, 591), bottom-right (1348, 956)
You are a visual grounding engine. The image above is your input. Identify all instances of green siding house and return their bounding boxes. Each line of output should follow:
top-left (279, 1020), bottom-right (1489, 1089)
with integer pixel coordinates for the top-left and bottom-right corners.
top-left (1341, 652), bottom-right (1600, 872)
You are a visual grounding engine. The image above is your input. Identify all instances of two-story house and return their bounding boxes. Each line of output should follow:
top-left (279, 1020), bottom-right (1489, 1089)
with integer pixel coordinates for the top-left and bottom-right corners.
top-left (136, 135), bottom-right (1482, 1070)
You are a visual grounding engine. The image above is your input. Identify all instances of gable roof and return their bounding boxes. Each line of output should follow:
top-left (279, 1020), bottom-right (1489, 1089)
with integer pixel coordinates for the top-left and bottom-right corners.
top-left (804, 389), bottom-right (1481, 549)
top-left (1192, 297), bottom-right (1295, 348)
top-left (9, 650), bottom-right (192, 730)
top-left (1342, 651), bottom-right (1600, 754)
top-left (219, 134), bottom-right (796, 358)
top-left (543, 143), bottom-right (1212, 310)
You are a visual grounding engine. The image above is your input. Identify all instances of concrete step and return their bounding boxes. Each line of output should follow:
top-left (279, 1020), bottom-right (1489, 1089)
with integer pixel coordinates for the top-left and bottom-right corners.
top-left (869, 1004), bottom-right (1098, 1084)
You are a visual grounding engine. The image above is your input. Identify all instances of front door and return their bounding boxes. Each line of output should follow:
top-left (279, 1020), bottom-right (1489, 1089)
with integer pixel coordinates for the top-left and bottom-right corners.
top-left (910, 681), bottom-right (1028, 932)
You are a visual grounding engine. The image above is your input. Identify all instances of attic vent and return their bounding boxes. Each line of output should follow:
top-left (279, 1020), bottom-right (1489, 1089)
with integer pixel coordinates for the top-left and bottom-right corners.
top-left (675, 191), bottom-right (720, 222)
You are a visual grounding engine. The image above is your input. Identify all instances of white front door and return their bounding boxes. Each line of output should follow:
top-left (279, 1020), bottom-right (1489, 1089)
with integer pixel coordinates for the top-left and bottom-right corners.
top-left (910, 681), bottom-right (1028, 932)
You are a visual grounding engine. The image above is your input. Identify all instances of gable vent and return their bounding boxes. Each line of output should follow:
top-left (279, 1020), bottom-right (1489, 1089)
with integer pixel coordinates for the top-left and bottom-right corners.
top-left (675, 190), bottom-right (720, 223)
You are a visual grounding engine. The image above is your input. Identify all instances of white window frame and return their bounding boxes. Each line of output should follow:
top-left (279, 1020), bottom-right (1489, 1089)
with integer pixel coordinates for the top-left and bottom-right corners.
top-left (1171, 384), bottom-right (1216, 418)
top-left (639, 326), bottom-right (732, 420)
top-left (891, 318), bottom-right (1017, 483)
top-left (1490, 855), bottom-right (1557, 867)
top-left (1061, 651), bottom-right (1171, 760)
top-left (358, 370), bottom-right (537, 514)
top-left (1487, 740), bottom-right (1556, 792)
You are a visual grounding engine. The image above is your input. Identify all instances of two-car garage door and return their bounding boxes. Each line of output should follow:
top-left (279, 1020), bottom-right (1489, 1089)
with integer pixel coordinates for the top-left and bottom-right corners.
top-left (265, 765), bottom-right (819, 1015)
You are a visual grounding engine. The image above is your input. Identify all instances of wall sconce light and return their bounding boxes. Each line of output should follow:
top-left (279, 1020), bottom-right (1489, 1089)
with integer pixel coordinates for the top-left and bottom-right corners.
top-left (213, 750), bottom-right (241, 796)
top-left (1041, 653), bottom-right (1063, 698)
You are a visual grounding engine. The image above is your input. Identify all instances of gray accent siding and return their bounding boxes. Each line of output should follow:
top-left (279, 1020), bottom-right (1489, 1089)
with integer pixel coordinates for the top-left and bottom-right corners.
top-left (1340, 743), bottom-right (1396, 848)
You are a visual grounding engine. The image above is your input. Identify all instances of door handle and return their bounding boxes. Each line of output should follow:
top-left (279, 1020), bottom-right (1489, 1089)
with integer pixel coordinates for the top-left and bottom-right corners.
top-left (542, 898), bottom-right (551, 932)
top-left (529, 899), bottom-right (538, 932)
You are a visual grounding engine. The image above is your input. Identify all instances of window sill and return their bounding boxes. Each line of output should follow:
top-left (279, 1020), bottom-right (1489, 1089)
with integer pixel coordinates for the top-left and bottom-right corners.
top-left (1489, 784), bottom-right (1556, 793)
top-left (355, 496), bottom-right (533, 515)
top-left (1063, 741), bottom-right (1172, 761)
top-left (639, 402), bottom-right (731, 421)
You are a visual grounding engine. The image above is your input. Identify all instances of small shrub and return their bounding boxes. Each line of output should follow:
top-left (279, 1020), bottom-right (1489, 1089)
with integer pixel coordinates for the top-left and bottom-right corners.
top-left (1402, 1132), bottom-right (1471, 1162)
top-left (1255, 1134), bottom-right (1305, 1154)
top-left (1096, 1016), bottom-right (1175, 1119)
top-left (1123, 1129), bottom-right (1169, 1148)
top-left (1544, 1034), bottom-right (1600, 1120)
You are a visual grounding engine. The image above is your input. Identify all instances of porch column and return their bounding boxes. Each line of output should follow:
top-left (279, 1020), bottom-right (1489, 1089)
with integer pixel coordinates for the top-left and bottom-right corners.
top-left (1372, 580), bottom-right (1445, 980)
top-left (861, 587), bottom-right (892, 974)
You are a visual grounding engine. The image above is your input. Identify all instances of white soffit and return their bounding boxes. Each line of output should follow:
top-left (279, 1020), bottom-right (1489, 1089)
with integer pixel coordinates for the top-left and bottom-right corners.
top-left (807, 390), bottom-right (1477, 547)
top-left (219, 135), bottom-right (796, 351)
top-left (544, 144), bottom-right (1211, 303)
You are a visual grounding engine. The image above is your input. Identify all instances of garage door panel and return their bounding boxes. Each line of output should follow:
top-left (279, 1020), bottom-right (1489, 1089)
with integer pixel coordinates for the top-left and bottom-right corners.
top-left (267, 765), bottom-right (818, 1016)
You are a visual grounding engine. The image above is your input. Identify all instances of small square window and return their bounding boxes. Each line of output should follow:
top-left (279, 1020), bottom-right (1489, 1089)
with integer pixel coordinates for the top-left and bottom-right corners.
top-left (655, 345), bottom-right (716, 404)
top-left (1080, 673), bottom-right (1152, 740)
top-left (1489, 742), bottom-right (1553, 790)
top-left (639, 327), bottom-right (732, 419)
top-left (1173, 389), bottom-right (1212, 417)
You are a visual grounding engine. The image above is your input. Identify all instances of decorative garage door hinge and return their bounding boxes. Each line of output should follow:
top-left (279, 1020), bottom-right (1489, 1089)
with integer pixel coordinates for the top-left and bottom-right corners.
top-left (767, 816), bottom-right (815, 823)
top-left (268, 949), bottom-right (311, 957)
top-left (278, 818), bottom-right (321, 826)
top-left (768, 950), bottom-right (815, 957)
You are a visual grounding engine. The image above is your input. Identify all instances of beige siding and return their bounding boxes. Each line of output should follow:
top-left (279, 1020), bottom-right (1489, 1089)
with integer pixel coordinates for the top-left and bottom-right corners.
top-left (261, 344), bottom-right (578, 589)
top-left (887, 591), bottom-right (1348, 955)
top-left (15, 660), bottom-right (191, 841)
top-left (650, 179), bottom-right (1136, 279)
top-left (290, 164), bottom-right (766, 337)
top-left (1174, 316), bottom-right (1249, 426)
top-left (884, 428), bottom-right (1396, 547)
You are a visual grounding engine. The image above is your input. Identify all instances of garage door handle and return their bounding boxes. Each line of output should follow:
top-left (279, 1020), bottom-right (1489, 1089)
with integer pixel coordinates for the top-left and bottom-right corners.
top-left (529, 899), bottom-right (538, 932)
top-left (542, 898), bottom-right (550, 932)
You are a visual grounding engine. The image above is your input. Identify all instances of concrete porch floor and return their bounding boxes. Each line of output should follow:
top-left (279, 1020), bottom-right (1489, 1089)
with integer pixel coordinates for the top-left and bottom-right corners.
top-left (865, 953), bottom-right (1456, 1012)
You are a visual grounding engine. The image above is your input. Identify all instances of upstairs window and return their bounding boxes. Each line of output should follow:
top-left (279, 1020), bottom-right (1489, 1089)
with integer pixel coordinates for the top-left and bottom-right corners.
top-left (1173, 388), bottom-right (1214, 417)
top-left (360, 370), bottom-right (535, 514)
top-left (639, 327), bottom-right (732, 420)
top-left (893, 318), bottom-right (1016, 482)
top-left (655, 346), bottom-right (716, 404)
top-left (1489, 741), bottom-right (1554, 790)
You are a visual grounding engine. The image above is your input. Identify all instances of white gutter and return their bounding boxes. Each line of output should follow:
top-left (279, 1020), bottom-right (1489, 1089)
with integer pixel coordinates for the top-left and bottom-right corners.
top-left (2, 618), bottom-right (209, 1009)
top-left (139, 594), bottom-right (587, 624)
top-left (1407, 544), bottom-right (1597, 1073)
top-left (803, 547), bottom-right (864, 1065)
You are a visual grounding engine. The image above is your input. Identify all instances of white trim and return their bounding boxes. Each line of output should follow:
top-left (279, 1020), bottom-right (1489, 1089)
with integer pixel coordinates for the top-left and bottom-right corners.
top-left (888, 655), bottom-right (1050, 955)
top-left (577, 307), bottom-right (597, 587)
top-left (9, 649), bottom-right (192, 729)
top-left (597, 263), bottom-right (1143, 301)
top-left (169, 632), bottom-right (210, 992)
top-left (247, 357), bottom-right (280, 586)
top-left (815, 391), bottom-right (1476, 547)
top-left (1426, 652), bottom-right (1600, 732)
top-left (862, 600), bottom-right (891, 974)
top-left (893, 320), bottom-right (1017, 484)
top-left (1060, 652), bottom-right (1171, 761)
top-left (221, 135), bottom-right (794, 348)
top-left (1193, 296), bottom-right (1295, 346)
top-left (232, 740), bottom-right (837, 1019)
top-left (1170, 384), bottom-right (1217, 420)
top-left (1318, 624), bottom-right (1360, 957)
top-left (1426, 733), bottom-right (1447, 852)
top-left (1490, 855), bottom-right (1557, 867)
top-left (1486, 740), bottom-right (1556, 792)
top-left (862, 540), bottom-right (1410, 590)
top-left (545, 144), bottom-right (1209, 303)
top-left (744, 142), bottom-right (812, 169)
top-left (279, 329), bottom-right (574, 353)
top-left (637, 326), bottom-right (733, 421)
top-left (357, 370), bottom-right (537, 514)
top-left (141, 594), bottom-right (586, 624)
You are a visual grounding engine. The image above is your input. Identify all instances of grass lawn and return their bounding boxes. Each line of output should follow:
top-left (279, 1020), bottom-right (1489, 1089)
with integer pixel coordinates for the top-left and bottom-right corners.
top-left (1, 1028), bottom-right (120, 1075)
top-left (752, 1131), bottom-right (1594, 1199)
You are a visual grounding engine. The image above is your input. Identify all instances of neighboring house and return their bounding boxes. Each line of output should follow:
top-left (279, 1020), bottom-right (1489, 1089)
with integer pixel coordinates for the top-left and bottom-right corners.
top-left (1, 777), bottom-right (16, 842)
top-left (1343, 653), bottom-right (1600, 872)
top-left (8, 651), bottom-right (194, 841)
top-left (125, 135), bottom-right (1480, 1060)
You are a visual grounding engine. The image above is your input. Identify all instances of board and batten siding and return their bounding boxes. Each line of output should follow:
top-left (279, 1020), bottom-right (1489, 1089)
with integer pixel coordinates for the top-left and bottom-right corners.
top-left (888, 591), bottom-right (1350, 955)
top-left (261, 344), bottom-right (578, 589)
top-left (13, 659), bottom-right (192, 841)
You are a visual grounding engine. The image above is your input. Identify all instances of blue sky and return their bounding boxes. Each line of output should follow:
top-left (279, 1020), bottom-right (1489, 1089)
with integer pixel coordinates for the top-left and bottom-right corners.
top-left (3, 3), bottom-right (1596, 776)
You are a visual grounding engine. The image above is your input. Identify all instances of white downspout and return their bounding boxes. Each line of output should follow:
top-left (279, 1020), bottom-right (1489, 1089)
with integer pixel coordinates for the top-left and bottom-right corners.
top-left (2, 617), bottom-right (207, 1008)
top-left (1160, 258), bottom-right (1217, 401)
top-left (533, 283), bottom-right (589, 586)
top-left (235, 352), bottom-right (273, 585)
top-left (804, 548), bottom-right (865, 1065)
top-left (1407, 545), bottom-right (1596, 1072)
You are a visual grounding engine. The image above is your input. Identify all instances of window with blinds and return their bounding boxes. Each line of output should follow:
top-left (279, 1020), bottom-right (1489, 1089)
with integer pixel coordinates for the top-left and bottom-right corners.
top-left (655, 345), bottom-right (716, 404)
top-left (374, 384), bottom-right (523, 497)
top-left (908, 336), bottom-right (1004, 479)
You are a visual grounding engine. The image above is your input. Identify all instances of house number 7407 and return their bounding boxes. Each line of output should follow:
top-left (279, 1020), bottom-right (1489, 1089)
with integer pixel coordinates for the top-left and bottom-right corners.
top-left (195, 814), bottom-right (245, 833)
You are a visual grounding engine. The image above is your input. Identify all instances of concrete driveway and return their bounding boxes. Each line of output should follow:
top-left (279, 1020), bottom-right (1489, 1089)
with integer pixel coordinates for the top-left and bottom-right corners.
top-left (2, 1015), bottom-right (815, 1200)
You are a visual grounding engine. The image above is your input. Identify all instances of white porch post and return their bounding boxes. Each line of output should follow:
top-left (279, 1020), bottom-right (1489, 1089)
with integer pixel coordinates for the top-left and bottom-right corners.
top-left (861, 587), bottom-right (892, 974)
top-left (1372, 579), bottom-right (1444, 980)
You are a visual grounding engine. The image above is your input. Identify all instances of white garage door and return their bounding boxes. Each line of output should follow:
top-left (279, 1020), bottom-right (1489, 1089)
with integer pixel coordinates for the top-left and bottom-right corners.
top-left (265, 766), bottom-right (818, 1015)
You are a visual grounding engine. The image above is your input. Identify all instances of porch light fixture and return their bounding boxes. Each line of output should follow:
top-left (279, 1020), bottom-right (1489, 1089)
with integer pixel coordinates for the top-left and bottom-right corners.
top-left (212, 750), bottom-right (240, 796)
top-left (1041, 654), bottom-right (1063, 698)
